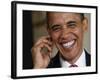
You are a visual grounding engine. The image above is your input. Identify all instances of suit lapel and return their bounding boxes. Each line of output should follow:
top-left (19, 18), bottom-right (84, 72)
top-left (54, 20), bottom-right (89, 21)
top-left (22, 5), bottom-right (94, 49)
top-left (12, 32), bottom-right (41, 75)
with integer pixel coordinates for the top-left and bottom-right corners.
top-left (47, 49), bottom-right (91, 68)
top-left (47, 53), bottom-right (61, 68)
top-left (85, 49), bottom-right (91, 66)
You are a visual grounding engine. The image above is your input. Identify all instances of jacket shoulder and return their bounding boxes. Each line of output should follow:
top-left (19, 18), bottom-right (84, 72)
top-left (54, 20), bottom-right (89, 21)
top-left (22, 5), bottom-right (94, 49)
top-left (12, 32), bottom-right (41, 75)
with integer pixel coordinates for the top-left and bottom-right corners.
top-left (47, 53), bottom-right (61, 68)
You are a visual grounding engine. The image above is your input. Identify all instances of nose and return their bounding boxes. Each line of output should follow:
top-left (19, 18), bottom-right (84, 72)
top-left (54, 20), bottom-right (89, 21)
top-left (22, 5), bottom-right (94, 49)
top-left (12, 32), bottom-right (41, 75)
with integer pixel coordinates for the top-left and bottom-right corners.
top-left (60, 25), bottom-right (72, 40)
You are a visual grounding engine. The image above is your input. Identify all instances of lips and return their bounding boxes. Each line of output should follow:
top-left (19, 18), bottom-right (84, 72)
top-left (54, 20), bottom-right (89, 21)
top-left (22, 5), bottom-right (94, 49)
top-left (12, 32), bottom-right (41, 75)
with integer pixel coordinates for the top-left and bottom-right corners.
top-left (62, 40), bottom-right (75, 48)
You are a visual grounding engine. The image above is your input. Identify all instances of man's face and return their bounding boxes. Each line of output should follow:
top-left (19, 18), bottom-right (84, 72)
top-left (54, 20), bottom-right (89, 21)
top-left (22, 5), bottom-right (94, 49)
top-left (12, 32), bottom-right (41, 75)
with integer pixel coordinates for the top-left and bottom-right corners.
top-left (47, 12), bottom-right (87, 63)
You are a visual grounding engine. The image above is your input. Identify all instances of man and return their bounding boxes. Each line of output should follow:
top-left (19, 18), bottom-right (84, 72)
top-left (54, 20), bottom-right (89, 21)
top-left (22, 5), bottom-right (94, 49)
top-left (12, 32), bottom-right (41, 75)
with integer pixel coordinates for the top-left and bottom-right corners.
top-left (31, 12), bottom-right (90, 69)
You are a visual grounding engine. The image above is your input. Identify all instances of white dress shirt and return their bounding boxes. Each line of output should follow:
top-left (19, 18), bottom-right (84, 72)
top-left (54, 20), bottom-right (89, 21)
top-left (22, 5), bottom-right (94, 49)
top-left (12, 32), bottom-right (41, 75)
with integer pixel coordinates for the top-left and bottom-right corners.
top-left (60, 50), bottom-right (86, 68)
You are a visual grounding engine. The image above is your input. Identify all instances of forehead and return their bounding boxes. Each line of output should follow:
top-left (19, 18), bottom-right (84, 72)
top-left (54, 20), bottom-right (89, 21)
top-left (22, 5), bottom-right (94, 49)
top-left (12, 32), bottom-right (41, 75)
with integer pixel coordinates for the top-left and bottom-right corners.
top-left (47, 12), bottom-right (81, 20)
top-left (47, 12), bottom-right (81, 23)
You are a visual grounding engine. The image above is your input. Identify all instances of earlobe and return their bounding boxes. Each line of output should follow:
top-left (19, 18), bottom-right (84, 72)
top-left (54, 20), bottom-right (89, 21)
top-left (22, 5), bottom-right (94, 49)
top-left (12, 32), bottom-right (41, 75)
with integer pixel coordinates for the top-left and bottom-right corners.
top-left (83, 17), bottom-right (88, 32)
top-left (47, 28), bottom-right (51, 36)
top-left (47, 28), bottom-right (50, 34)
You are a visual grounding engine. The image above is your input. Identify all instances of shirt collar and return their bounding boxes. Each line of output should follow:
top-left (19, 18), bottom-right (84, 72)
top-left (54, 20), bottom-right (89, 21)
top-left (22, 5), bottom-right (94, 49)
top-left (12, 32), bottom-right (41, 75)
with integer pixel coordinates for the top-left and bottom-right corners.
top-left (60, 50), bottom-right (86, 68)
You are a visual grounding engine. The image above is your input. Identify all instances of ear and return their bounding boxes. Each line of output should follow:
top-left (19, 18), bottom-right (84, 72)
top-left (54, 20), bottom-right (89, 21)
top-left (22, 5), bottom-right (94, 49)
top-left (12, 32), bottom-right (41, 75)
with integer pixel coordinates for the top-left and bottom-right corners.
top-left (82, 17), bottom-right (88, 32)
top-left (47, 27), bottom-right (51, 35)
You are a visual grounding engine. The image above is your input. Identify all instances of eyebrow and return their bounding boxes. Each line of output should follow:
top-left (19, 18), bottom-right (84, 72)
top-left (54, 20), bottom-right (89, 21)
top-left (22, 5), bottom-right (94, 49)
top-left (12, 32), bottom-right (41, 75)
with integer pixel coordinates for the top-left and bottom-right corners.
top-left (49, 24), bottom-right (60, 29)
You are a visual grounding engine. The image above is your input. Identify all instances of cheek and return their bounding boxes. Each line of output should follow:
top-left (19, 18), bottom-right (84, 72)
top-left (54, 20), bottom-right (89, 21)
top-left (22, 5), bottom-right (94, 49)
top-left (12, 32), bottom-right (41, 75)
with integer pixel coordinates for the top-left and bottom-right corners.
top-left (50, 32), bottom-right (61, 41)
top-left (74, 28), bottom-right (84, 42)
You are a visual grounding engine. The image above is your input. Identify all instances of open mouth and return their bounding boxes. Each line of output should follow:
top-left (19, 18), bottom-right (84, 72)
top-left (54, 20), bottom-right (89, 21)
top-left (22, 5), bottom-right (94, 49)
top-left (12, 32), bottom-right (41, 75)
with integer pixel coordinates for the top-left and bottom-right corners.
top-left (62, 40), bottom-right (75, 48)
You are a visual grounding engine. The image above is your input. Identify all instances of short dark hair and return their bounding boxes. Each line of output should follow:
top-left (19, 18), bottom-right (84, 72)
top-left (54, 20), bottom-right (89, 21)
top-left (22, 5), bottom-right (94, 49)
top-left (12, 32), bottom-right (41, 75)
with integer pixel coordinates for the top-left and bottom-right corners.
top-left (46, 12), bottom-right (84, 20)
top-left (80, 13), bottom-right (85, 21)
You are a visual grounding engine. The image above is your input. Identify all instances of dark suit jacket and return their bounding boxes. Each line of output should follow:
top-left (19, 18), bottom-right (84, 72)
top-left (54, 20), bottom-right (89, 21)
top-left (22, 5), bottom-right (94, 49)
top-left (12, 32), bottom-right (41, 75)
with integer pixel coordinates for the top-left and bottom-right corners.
top-left (47, 49), bottom-right (91, 68)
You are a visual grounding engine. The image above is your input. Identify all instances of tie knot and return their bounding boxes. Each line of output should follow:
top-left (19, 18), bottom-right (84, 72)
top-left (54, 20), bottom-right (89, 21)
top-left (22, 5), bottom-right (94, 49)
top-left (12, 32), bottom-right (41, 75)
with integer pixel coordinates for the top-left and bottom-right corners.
top-left (69, 64), bottom-right (78, 67)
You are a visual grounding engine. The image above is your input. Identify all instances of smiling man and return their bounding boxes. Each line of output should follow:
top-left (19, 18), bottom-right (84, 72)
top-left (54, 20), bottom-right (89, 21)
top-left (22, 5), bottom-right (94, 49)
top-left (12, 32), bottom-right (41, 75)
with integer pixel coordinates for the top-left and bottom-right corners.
top-left (32, 12), bottom-right (90, 68)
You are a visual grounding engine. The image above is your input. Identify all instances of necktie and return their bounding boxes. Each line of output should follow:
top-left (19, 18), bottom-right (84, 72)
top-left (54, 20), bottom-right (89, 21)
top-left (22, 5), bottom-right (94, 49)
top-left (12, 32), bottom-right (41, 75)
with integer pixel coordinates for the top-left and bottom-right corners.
top-left (69, 64), bottom-right (78, 67)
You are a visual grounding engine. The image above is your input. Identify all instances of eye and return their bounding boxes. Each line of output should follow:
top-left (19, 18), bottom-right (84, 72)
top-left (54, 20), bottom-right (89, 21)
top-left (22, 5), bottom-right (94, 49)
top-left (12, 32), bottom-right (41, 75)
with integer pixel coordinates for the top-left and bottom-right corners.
top-left (67, 23), bottom-right (76, 28)
top-left (51, 25), bottom-right (61, 32)
top-left (67, 21), bottom-right (77, 28)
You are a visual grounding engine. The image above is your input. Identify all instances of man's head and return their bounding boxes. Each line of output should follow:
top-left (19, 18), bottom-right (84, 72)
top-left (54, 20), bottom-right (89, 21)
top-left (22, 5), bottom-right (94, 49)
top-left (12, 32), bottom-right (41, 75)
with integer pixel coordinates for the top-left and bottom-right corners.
top-left (47, 12), bottom-right (88, 64)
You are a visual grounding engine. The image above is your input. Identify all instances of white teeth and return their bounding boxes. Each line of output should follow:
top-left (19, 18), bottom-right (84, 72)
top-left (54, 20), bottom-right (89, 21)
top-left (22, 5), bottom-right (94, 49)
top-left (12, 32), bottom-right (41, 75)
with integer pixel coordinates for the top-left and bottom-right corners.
top-left (63, 40), bottom-right (75, 48)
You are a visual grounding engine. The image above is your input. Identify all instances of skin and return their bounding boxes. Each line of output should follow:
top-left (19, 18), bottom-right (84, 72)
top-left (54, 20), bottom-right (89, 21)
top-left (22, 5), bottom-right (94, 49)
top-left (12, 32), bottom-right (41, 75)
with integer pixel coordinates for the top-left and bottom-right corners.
top-left (32, 12), bottom-right (88, 68)
top-left (32, 36), bottom-right (53, 68)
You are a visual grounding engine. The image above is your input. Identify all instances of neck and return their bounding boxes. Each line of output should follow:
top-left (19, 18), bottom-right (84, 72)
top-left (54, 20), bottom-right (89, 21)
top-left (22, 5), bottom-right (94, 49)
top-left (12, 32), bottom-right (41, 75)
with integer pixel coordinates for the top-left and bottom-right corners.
top-left (60, 49), bottom-right (83, 64)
